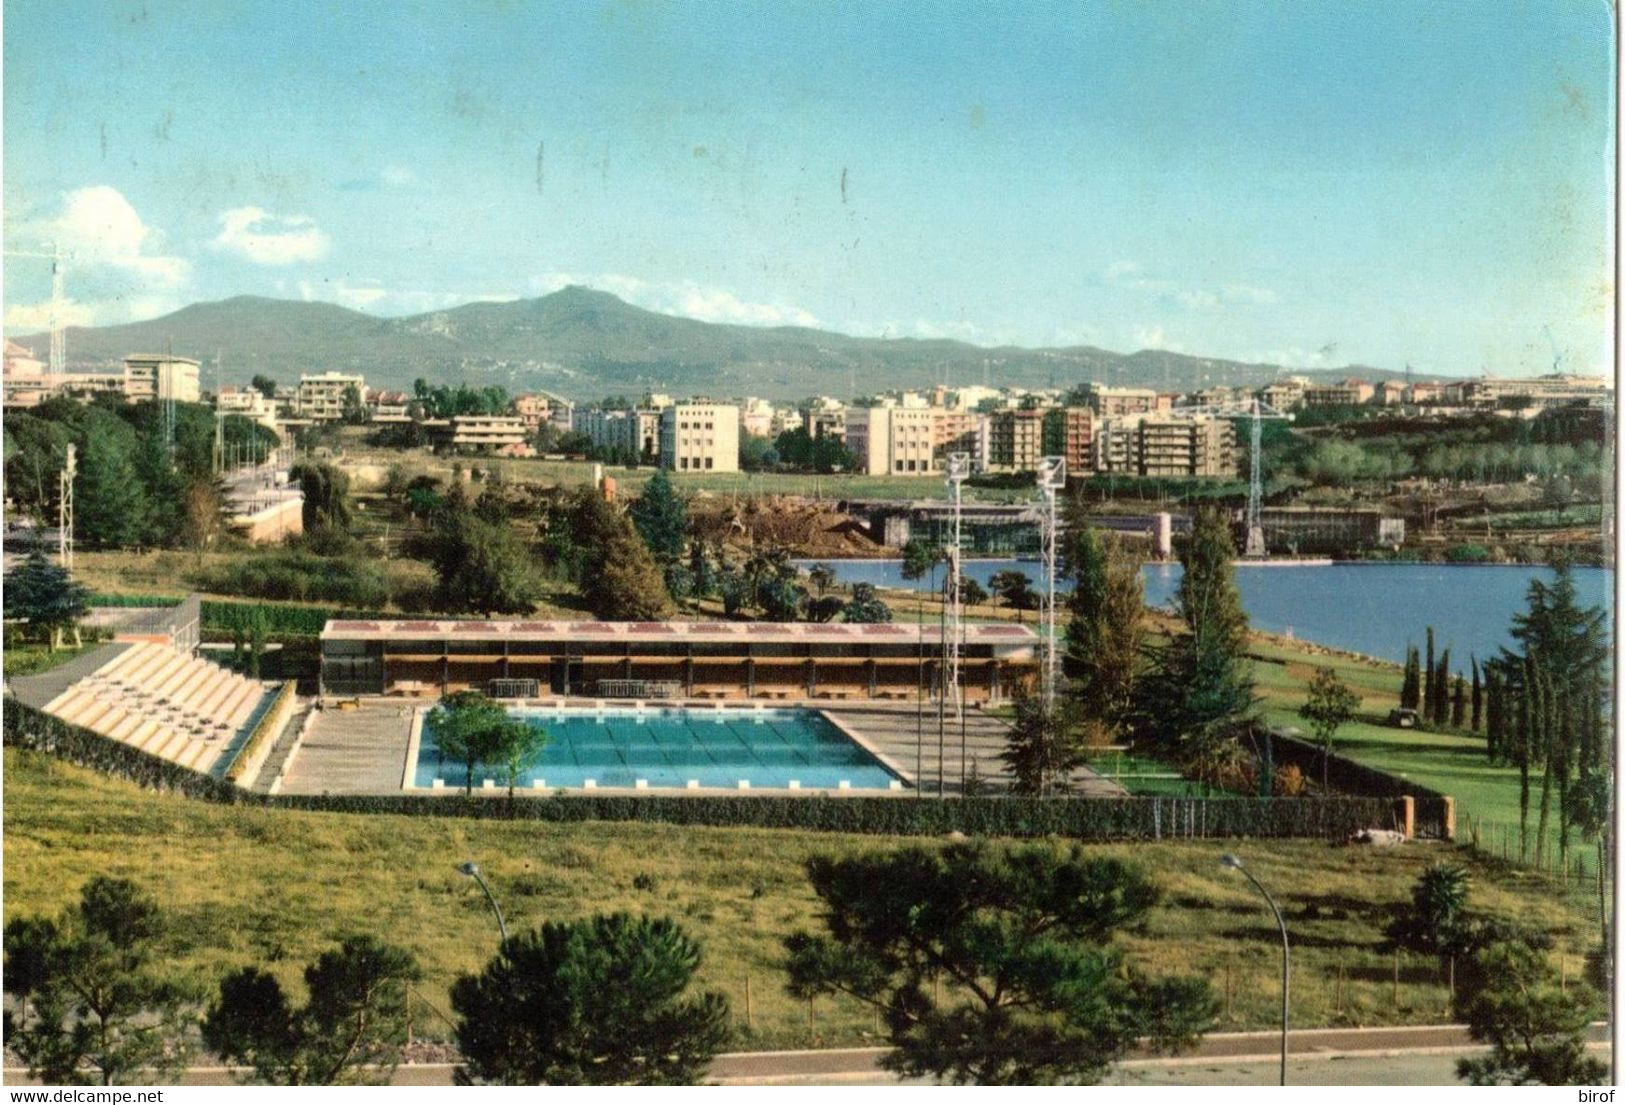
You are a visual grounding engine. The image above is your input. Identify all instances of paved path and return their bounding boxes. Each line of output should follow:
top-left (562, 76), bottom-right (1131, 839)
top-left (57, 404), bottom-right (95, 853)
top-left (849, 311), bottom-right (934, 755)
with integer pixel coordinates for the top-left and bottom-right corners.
top-left (278, 702), bottom-right (415, 794)
top-left (8, 1026), bottom-right (1607, 1086)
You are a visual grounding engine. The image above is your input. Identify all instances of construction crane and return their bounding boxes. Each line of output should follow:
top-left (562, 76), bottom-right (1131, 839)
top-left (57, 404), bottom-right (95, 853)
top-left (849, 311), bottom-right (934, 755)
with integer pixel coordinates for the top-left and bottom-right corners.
top-left (1175, 396), bottom-right (1291, 557)
top-left (3, 243), bottom-right (70, 375)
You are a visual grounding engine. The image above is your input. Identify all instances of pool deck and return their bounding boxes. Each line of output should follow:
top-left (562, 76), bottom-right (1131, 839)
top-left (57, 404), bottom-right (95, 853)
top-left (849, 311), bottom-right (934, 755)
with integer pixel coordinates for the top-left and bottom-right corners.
top-left (280, 698), bottom-right (1125, 798)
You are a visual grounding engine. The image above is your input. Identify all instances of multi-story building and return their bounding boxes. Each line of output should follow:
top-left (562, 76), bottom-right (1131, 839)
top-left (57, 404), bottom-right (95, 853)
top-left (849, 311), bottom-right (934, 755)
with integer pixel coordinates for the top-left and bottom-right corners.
top-left (1, 344), bottom-right (123, 408)
top-left (981, 408), bottom-right (1045, 472)
top-left (216, 386), bottom-right (281, 431)
top-left (1061, 407), bottom-right (1094, 476)
top-left (367, 390), bottom-right (412, 423)
top-left (1258, 381), bottom-right (1306, 411)
top-left (123, 355), bottom-right (201, 403)
top-left (1137, 415), bottom-right (1236, 478)
top-left (934, 410), bottom-right (981, 467)
top-left (1075, 383), bottom-right (1160, 418)
top-left (740, 396), bottom-right (777, 439)
top-left (572, 407), bottom-right (661, 458)
top-left (1452, 374), bottom-right (1611, 409)
top-left (431, 415), bottom-right (533, 454)
top-left (845, 406), bottom-right (940, 476)
top-left (1302, 379), bottom-right (1374, 407)
top-left (1372, 381), bottom-right (1407, 406)
top-left (1092, 417), bottom-right (1141, 474)
top-left (800, 398), bottom-right (847, 442)
top-left (659, 402), bottom-right (739, 473)
top-left (296, 371), bottom-right (367, 421)
top-left (1406, 381), bottom-right (1447, 405)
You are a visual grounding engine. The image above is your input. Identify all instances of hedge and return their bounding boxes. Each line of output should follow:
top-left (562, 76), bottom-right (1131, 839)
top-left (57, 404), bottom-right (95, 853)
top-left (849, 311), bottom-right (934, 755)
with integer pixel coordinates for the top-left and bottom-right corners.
top-left (88, 593), bottom-right (186, 608)
top-left (221, 681), bottom-right (297, 784)
top-left (201, 601), bottom-right (393, 640)
top-left (6, 701), bottom-right (1450, 839)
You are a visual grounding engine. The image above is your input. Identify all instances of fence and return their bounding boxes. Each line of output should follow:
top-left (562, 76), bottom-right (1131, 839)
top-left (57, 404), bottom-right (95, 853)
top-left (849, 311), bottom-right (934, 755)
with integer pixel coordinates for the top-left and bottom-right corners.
top-left (6, 701), bottom-right (1444, 841)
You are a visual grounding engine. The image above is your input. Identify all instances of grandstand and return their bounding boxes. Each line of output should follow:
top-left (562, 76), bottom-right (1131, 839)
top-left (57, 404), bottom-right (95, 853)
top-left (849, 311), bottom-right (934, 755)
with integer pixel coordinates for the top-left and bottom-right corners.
top-left (27, 641), bottom-right (275, 774)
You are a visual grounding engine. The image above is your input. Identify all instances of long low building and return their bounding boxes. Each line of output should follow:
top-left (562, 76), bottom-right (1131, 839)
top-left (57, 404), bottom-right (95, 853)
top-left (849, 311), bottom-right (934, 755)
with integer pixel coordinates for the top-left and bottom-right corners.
top-left (320, 619), bottom-right (1041, 702)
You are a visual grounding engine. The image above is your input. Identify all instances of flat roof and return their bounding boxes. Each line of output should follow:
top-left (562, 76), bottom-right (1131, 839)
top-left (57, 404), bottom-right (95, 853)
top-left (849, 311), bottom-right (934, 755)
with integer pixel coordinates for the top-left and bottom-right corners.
top-left (321, 618), bottom-right (1039, 645)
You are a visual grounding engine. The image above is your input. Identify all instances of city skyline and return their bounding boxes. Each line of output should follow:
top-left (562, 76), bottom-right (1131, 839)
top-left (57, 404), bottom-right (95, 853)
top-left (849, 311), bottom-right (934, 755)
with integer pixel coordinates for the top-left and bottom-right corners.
top-left (3, 0), bottom-right (1615, 378)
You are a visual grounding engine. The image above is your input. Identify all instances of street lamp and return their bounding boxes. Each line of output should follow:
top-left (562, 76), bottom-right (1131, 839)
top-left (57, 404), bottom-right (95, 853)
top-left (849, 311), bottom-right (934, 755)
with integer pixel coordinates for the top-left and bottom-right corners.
top-left (458, 861), bottom-right (509, 942)
top-left (1220, 853), bottom-right (1289, 1085)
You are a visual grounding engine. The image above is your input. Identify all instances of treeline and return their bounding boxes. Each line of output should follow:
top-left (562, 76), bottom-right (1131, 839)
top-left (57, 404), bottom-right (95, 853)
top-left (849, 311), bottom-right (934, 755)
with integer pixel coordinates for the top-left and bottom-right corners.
top-left (4, 396), bottom-right (279, 549)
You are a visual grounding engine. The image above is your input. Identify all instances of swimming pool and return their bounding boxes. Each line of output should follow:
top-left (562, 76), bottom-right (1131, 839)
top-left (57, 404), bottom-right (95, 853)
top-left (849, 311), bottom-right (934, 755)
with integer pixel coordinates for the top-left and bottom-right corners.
top-left (410, 706), bottom-right (906, 791)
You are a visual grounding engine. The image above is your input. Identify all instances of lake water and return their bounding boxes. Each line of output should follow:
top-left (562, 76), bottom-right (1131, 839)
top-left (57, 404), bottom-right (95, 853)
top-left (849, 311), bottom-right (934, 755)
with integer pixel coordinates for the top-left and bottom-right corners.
top-left (794, 559), bottom-right (1613, 665)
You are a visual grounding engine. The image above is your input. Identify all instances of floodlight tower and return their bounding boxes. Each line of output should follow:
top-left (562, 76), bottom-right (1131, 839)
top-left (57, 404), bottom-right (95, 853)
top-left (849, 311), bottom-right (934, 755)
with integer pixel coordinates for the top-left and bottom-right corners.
top-left (1245, 397), bottom-right (1267, 557)
top-left (1036, 455), bottom-right (1066, 710)
top-left (213, 350), bottom-right (226, 475)
top-left (58, 443), bottom-right (76, 572)
top-left (4, 243), bottom-right (70, 375)
top-left (943, 452), bottom-right (970, 721)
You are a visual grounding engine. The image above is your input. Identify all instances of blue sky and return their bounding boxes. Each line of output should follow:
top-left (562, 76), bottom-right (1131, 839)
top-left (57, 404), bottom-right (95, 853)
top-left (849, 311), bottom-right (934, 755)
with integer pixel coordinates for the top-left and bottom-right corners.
top-left (3, 0), bottom-right (1615, 375)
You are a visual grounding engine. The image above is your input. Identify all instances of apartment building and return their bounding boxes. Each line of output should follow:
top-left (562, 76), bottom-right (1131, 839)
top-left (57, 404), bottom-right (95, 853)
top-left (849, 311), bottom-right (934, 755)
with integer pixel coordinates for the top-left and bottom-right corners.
top-left (367, 390), bottom-right (412, 423)
top-left (296, 371), bottom-right (367, 421)
top-left (123, 355), bottom-right (201, 403)
top-left (659, 401), bottom-right (740, 473)
top-left (1137, 415), bottom-right (1237, 478)
top-left (431, 415), bottom-right (532, 454)
top-left (216, 386), bottom-right (281, 431)
top-left (1075, 383), bottom-right (1161, 418)
top-left (800, 399), bottom-right (847, 442)
top-left (1061, 407), bottom-right (1094, 476)
top-left (846, 405), bottom-right (940, 476)
top-left (1302, 379), bottom-right (1374, 407)
top-left (981, 408), bottom-right (1045, 472)
top-left (1257, 381), bottom-right (1306, 411)
top-left (934, 409), bottom-right (981, 467)
top-left (1452, 374), bottom-right (1612, 409)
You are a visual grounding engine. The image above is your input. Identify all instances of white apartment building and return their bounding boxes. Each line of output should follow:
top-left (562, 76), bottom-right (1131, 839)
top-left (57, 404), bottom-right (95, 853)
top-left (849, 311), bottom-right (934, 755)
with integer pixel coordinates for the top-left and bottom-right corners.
top-left (659, 401), bottom-right (739, 473)
top-left (123, 355), bottom-right (201, 403)
top-left (296, 371), bottom-right (367, 421)
top-left (216, 386), bottom-right (281, 431)
top-left (846, 406), bottom-right (941, 476)
top-left (432, 414), bottom-right (532, 454)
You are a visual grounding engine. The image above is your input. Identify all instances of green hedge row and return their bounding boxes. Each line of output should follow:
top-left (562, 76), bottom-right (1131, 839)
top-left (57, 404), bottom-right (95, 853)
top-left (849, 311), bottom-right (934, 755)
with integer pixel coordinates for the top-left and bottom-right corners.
top-left (4, 702), bottom-right (238, 801)
top-left (87, 593), bottom-right (186, 608)
top-left (201, 601), bottom-right (392, 639)
top-left (222, 681), bottom-right (297, 784)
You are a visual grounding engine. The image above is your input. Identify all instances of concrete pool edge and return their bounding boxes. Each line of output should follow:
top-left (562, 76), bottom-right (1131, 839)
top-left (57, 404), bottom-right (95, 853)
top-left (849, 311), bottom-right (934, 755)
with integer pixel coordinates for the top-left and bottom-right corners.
top-left (401, 700), bottom-right (913, 795)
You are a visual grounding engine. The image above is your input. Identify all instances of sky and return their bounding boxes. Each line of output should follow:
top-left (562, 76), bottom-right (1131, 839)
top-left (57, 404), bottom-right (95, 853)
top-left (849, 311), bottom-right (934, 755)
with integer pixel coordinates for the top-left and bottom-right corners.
top-left (3, 0), bottom-right (1615, 376)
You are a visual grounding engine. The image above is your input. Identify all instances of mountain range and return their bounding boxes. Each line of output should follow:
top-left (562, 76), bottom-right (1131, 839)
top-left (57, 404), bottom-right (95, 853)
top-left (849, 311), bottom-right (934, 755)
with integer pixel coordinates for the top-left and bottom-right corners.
top-left (13, 286), bottom-right (1409, 401)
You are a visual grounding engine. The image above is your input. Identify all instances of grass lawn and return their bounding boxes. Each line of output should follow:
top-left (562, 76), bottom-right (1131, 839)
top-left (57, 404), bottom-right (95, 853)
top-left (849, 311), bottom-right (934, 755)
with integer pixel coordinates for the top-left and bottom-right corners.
top-left (2, 639), bottom-right (108, 677)
top-left (3, 749), bottom-right (1603, 1053)
top-left (1250, 638), bottom-right (1601, 872)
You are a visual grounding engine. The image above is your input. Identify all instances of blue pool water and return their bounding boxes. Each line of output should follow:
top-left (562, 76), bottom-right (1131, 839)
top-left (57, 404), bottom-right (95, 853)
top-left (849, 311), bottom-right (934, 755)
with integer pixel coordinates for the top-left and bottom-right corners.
top-left (413, 707), bottom-right (903, 791)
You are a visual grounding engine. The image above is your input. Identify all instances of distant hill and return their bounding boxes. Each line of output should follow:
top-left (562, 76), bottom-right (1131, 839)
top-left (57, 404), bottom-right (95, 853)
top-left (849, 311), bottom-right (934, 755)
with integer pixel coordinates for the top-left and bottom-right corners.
top-left (14, 287), bottom-right (1411, 400)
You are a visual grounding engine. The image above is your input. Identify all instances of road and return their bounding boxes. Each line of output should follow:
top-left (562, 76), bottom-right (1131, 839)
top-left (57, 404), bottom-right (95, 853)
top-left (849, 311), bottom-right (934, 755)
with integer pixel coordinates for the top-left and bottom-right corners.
top-left (5, 1024), bottom-right (1610, 1086)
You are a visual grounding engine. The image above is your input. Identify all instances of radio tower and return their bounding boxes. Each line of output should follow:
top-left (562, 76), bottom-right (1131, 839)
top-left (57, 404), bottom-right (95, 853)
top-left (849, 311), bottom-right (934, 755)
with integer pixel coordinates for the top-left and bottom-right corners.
top-left (1036, 455), bottom-right (1067, 710)
top-left (3, 243), bottom-right (70, 374)
top-left (58, 443), bottom-right (76, 572)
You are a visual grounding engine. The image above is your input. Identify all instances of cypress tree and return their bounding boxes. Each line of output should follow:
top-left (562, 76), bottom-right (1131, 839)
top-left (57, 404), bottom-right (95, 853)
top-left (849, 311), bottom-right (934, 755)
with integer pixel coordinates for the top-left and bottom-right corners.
top-left (1535, 663), bottom-right (1557, 869)
top-left (1423, 627), bottom-right (1436, 721)
top-left (1451, 675), bottom-right (1466, 729)
top-left (1469, 656), bottom-right (1483, 732)
top-left (1400, 646), bottom-right (1421, 711)
top-left (1433, 648), bottom-right (1452, 724)
top-left (1518, 655), bottom-right (1537, 862)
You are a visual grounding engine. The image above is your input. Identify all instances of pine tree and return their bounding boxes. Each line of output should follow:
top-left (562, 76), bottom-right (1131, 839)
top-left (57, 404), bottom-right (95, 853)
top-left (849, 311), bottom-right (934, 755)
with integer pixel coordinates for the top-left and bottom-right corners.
top-left (1061, 520), bottom-right (1145, 735)
top-left (3, 549), bottom-right (90, 650)
top-left (76, 419), bottom-right (150, 549)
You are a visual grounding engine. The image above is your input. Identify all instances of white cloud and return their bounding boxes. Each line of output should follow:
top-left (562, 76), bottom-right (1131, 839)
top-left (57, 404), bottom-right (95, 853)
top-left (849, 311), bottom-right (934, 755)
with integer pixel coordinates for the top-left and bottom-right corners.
top-left (529, 272), bottom-right (819, 328)
top-left (4, 297), bottom-right (97, 331)
top-left (1106, 262), bottom-right (1275, 311)
top-left (45, 185), bottom-right (191, 287)
top-left (1134, 325), bottom-right (1184, 353)
top-left (212, 207), bottom-right (330, 265)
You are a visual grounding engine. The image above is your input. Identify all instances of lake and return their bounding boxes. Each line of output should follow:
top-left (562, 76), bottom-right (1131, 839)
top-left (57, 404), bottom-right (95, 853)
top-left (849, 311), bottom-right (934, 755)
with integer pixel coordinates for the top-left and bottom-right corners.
top-left (793, 559), bottom-right (1614, 665)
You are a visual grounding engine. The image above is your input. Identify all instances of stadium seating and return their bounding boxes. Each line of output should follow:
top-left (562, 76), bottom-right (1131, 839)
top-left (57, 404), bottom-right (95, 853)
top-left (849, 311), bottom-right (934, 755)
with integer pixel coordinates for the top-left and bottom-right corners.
top-left (41, 641), bottom-right (275, 775)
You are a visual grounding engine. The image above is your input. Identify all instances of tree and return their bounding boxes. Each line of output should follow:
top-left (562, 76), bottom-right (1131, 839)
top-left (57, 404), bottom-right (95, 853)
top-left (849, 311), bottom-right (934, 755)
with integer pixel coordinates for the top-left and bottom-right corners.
top-left (842, 582), bottom-right (892, 623)
top-left (492, 717), bottom-right (548, 800)
top-left (1456, 939), bottom-right (1607, 1086)
top-left (1061, 520), bottom-right (1145, 734)
top-left (988, 569), bottom-right (1037, 623)
top-left (203, 936), bottom-right (420, 1085)
top-left (1400, 645), bottom-right (1422, 711)
top-left (290, 461), bottom-right (353, 533)
top-left (1137, 508), bottom-right (1255, 782)
top-left (428, 509), bottom-right (541, 615)
top-left (1001, 690), bottom-right (1087, 796)
top-left (572, 491), bottom-right (672, 620)
top-left (1432, 648), bottom-right (1452, 725)
top-left (1298, 666), bottom-right (1361, 789)
top-left (958, 575), bottom-right (988, 607)
top-left (251, 374), bottom-right (278, 400)
top-left (629, 467), bottom-right (689, 586)
top-left (76, 416), bottom-right (150, 548)
top-left (4, 548), bottom-right (90, 650)
top-left (181, 476), bottom-right (226, 554)
top-left (1424, 627), bottom-right (1436, 721)
top-left (1386, 864), bottom-right (1471, 954)
top-left (1451, 674), bottom-right (1467, 729)
top-left (428, 691), bottom-right (515, 794)
top-left (784, 843), bottom-right (1215, 1085)
top-left (4, 878), bottom-right (195, 1085)
top-left (899, 538), bottom-right (942, 582)
top-left (451, 914), bottom-right (729, 1085)
top-left (1470, 656), bottom-right (1483, 732)
top-left (340, 383), bottom-right (369, 425)
top-left (806, 562), bottom-right (836, 597)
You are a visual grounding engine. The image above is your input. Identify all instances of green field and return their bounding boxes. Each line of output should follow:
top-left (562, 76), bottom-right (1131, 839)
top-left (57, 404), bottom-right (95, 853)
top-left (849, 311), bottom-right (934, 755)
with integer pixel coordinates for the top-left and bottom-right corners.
top-left (3, 748), bottom-right (1603, 1053)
